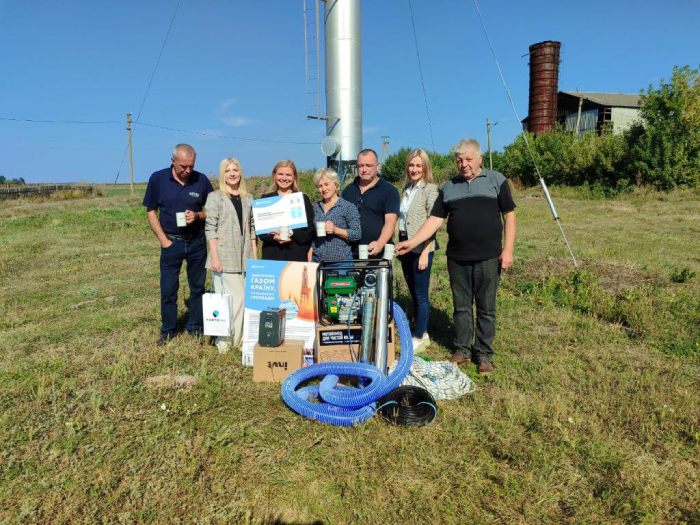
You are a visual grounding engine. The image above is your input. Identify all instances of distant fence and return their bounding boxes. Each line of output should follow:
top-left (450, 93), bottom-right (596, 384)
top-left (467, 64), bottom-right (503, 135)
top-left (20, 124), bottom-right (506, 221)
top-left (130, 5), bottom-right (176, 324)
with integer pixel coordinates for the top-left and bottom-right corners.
top-left (0, 184), bottom-right (95, 201)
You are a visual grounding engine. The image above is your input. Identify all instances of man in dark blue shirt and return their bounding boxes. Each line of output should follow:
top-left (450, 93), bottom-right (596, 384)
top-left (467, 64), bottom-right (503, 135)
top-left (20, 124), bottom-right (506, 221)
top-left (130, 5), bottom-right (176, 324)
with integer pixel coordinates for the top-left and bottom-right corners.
top-left (143, 144), bottom-right (213, 345)
top-left (397, 139), bottom-right (516, 375)
top-left (341, 148), bottom-right (400, 259)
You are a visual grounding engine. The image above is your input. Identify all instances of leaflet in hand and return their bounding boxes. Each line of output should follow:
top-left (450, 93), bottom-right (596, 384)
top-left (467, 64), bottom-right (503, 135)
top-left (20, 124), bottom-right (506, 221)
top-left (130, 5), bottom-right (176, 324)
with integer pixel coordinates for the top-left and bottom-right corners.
top-left (252, 192), bottom-right (308, 234)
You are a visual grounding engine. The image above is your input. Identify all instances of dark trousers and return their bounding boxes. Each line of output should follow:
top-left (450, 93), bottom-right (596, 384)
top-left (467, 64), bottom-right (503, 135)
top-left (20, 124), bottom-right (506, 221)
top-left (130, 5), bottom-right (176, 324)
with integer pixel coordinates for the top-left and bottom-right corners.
top-left (159, 235), bottom-right (207, 337)
top-left (399, 250), bottom-right (434, 339)
top-left (447, 257), bottom-right (500, 361)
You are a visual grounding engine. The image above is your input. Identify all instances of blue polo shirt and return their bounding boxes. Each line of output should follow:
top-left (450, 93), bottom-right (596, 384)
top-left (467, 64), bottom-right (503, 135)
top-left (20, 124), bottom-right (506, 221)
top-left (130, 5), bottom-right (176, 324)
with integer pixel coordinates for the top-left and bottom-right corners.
top-left (142, 166), bottom-right (213, 235)
top-left (341, 176), bottom-right (400, 247)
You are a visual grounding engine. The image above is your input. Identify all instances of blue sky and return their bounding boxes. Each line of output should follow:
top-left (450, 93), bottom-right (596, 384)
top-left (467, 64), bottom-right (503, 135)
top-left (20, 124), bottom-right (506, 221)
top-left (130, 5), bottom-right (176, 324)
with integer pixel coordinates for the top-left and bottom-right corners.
top-left (1, 0), bottom-right (698, 184)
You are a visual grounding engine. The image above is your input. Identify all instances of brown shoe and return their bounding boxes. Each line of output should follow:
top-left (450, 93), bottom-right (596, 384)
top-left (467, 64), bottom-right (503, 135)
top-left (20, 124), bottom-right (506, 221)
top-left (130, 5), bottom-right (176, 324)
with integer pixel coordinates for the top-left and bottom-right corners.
top-left (450, 352), bottom-right (470, 365)
top-left (478, 359), bottom-right (495, 375)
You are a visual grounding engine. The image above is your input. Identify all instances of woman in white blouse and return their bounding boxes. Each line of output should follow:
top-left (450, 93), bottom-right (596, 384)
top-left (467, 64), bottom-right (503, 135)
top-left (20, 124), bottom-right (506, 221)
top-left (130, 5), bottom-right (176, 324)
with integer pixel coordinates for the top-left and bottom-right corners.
top-left (397, 149), bottom-right (439, 352)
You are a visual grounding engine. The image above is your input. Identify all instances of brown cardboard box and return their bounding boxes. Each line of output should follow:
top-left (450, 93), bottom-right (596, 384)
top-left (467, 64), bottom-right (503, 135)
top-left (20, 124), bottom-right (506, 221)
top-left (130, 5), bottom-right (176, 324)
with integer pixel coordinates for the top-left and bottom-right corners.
top-left (253, 340), bottom-right (304, 383)
top-left (314, 322), bottom-right (395, 366)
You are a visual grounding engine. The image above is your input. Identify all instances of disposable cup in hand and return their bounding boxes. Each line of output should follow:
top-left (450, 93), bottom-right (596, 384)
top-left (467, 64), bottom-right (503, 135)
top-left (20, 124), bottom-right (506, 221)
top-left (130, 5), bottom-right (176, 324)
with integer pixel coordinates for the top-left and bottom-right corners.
top-left (176, 212), bottom-right (187, 227)
top-left (383, 244), bottom-right (395, 261)
top-left (316, 221), bottom-right (326, 237)
top-left (358, 245), bottom-right (369, 259)
top-left (279, 226), bottom-right (290, 241)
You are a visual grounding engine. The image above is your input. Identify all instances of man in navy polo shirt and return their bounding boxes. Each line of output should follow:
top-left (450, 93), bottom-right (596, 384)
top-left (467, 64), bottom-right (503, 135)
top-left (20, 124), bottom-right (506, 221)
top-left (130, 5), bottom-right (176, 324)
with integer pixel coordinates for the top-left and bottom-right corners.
top-left (143, 144), bottom-right (213, 345)
top-left (397, 138), bottom-right (516, 375)
top-left (341, 148), bottom-right (400, 259)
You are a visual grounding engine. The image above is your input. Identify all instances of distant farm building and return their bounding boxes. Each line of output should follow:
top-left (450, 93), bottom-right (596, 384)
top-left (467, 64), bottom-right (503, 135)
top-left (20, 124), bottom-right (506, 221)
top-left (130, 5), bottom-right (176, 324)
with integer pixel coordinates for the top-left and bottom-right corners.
top-left (524, 40), bottom-right (642, 136)
top-left (557, 91), bottom-right (641, 134)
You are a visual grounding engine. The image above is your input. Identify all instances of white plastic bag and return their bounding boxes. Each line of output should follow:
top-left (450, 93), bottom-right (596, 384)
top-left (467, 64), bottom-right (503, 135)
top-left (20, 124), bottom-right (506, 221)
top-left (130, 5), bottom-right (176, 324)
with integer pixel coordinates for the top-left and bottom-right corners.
top-left (203, 274), bottom-right (232, 337)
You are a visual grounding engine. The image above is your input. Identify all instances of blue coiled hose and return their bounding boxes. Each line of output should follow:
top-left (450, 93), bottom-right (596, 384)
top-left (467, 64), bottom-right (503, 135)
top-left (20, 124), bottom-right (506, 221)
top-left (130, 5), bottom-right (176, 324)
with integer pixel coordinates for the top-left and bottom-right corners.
top-left (280, 302), bottom-right (414, 427)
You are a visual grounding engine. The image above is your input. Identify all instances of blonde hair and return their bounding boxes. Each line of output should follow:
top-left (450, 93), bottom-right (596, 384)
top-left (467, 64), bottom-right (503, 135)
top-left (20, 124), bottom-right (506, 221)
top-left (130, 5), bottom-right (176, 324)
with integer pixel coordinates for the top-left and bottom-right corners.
top-left (313, 168), bottom-right (340, 196)
top-left (218, 157), bottom-right (248, 196)
top-left (403, 148), bottom-right (433, 184)
top-left (267, 160), bottom-right (299, 193)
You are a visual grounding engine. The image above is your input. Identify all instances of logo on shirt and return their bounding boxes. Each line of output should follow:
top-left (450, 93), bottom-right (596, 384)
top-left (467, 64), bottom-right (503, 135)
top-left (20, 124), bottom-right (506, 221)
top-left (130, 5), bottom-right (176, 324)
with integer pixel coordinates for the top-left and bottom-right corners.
top-left (189, 192), bottom-right (200, 198)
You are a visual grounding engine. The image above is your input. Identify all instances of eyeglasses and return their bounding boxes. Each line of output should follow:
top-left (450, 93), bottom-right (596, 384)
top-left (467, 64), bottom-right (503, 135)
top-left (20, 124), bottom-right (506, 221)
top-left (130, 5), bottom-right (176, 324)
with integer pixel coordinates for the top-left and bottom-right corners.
top-left (356, 195), bottom-right (363, 209)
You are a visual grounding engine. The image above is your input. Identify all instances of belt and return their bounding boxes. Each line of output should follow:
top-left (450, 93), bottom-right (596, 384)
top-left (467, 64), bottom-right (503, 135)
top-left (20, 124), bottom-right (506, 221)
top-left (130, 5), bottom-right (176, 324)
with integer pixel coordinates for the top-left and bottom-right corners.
top-left (167, 231), bottom-right (203, 242)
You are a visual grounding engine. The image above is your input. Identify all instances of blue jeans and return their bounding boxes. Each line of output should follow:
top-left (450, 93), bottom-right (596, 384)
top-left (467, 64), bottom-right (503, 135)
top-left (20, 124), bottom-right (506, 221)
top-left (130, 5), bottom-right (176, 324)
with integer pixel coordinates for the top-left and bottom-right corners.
top-left (159, 234), bottom-right (207, 337)
top-left (399, 251), bottom-right (434, 339)
top-left (447, 257), bottom-right (500, 361)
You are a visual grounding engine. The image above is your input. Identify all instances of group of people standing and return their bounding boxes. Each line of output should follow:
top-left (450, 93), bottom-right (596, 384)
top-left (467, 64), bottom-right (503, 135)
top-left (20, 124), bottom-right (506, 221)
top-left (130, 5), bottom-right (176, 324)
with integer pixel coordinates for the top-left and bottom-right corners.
top-left (143, 139), bottom-right (516, 375)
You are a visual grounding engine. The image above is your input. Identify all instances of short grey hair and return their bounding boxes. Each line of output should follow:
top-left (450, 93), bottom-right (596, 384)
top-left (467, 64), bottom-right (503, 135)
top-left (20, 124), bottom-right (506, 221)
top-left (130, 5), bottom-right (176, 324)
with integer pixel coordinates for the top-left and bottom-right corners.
top-left (171, 143), bottom-right (196, 161)
top-left (313, 168), bottom-right (340, 195)
top-left (452, 139), bottom-right (482, 157)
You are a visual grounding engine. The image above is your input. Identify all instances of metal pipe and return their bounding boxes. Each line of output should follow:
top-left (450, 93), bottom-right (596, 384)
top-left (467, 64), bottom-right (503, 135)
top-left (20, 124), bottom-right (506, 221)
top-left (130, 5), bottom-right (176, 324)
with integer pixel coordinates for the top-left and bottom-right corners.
top-left (360, 293), bottom-right (376, 363)
top-left (374, 268), bottom-right (389, 374)
top-left (324, 0), bottom-right (362, 163)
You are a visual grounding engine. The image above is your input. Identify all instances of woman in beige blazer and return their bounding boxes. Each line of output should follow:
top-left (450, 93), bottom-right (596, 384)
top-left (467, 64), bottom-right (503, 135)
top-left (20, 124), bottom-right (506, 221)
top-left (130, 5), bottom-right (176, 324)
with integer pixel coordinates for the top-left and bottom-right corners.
top-left (398, 149), bottom-right (439, 353)
top-left (204, 158), bottom-right (257, 353)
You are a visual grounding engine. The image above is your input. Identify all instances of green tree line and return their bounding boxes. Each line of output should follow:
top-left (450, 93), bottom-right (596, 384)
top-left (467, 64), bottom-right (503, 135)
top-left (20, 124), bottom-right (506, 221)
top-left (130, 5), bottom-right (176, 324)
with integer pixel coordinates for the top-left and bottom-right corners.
top-left (0, 176), bottom-right (26, 185)
top-left (381, 65), bottom-right (700, 192)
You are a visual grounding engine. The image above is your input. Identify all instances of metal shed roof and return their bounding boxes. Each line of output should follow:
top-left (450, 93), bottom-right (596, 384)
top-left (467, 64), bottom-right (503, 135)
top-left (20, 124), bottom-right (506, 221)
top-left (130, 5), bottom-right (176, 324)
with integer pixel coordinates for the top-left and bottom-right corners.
top-left (560, 92), bottom-right (641, 108)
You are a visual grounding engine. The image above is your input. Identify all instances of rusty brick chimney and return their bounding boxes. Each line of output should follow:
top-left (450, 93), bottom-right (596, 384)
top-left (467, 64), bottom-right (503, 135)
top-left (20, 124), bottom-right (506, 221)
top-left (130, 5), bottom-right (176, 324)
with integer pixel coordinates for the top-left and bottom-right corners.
top-left (527, 41), bottom-right (561, 135)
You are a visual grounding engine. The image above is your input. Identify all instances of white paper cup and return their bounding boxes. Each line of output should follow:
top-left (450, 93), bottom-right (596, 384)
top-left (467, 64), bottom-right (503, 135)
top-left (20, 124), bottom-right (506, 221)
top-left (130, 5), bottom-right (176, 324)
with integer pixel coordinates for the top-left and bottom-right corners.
top-left (316, 221), bottom-right (326, 237)
top-left (358, 245), bottom-right (369, 260)
top-left (383, 244), bottom-right (395, 261)
top-left (176, 212), bottom-right (187, 227)
top-left (279, 226), bottom-right (289, 241)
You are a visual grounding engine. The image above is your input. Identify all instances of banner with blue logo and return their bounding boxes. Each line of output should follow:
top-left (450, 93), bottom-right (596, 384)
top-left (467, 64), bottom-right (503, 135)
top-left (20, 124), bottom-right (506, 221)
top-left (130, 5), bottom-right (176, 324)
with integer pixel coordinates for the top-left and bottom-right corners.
top-left (241, 259), bottom-right (318, 366)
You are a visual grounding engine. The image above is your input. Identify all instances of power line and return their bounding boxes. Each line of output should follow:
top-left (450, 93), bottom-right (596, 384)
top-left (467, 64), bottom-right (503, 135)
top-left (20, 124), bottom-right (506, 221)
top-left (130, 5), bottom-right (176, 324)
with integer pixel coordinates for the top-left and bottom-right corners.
top-left (0, 114), bottom-right (317, 145)
top-left (471, 0), bottom-right (577, 267)
top-left (133, 0), bottom-right (181, 125)
top-left (114, 0), bottom-right (182, 184)
top-left (138, 122), bottom-right (317, 145)
top-left (0, 117), bottom-right (118, 124)
top-left (407, 0), bottom-right (436, 152)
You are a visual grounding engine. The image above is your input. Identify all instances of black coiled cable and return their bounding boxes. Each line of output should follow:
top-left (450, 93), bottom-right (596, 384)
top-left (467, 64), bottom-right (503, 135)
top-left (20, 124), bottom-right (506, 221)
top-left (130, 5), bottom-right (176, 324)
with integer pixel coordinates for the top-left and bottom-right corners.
top-left (376, 386), bottom-right (437, 426)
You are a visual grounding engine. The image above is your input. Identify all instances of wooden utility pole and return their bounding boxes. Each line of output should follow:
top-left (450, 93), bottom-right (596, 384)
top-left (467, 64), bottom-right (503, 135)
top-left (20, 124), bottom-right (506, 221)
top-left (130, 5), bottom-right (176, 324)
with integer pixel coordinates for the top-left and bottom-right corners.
top-left (574, 96), bottom-right (583, 137)
top-left (380, 136), bottom-right (390, 163)
top-left (126, 112), bottom-right (135, 195)
top-left (486, 118), bottom-right (494, 170)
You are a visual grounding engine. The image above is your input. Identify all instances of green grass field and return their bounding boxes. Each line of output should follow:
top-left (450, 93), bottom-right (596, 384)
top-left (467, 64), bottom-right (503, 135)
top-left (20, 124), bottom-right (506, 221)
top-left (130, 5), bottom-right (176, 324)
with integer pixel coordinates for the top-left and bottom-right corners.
top-left (1, 186), bottom-right (698, 524)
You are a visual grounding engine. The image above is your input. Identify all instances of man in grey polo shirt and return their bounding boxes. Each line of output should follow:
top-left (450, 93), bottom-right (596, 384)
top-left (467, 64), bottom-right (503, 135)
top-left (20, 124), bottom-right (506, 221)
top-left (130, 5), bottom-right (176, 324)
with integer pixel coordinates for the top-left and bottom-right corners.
top-left (397, 138), bottom-right (516, 375)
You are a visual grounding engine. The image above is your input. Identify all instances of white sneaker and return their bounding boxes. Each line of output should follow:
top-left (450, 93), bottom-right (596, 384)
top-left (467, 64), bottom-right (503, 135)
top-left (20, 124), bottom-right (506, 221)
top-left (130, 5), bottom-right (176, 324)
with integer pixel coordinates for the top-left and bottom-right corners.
top-left (412, 337), bottom-right (426, 353)
top-left (216, 338), bottom-right (230, 354)
top-left (422, 333), bottom-right (431, 346)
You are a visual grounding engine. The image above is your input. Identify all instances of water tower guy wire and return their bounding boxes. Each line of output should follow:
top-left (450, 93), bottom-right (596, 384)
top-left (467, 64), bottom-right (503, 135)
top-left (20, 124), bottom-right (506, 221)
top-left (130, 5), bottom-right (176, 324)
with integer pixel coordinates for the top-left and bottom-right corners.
top-left (471, 0), bottom-right (578, 267)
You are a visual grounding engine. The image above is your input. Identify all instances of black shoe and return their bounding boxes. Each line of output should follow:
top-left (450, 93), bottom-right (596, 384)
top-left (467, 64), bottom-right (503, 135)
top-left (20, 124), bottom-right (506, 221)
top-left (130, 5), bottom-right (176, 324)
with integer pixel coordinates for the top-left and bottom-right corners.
top-left (157, 334), bottom-right (174, 347)
top-left (188, 330), bottom-right (205, 343)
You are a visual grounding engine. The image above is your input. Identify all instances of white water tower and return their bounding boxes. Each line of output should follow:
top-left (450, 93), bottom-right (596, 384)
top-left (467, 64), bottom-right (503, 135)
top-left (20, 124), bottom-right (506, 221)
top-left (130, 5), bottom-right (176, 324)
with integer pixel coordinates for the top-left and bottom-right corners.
top-left (305, 0), bottom-right (362, 176)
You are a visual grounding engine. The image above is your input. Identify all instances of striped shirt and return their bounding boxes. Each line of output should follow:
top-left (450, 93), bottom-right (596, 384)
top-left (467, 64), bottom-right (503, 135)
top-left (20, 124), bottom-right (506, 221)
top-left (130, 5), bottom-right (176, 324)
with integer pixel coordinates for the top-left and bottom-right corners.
top-left (312, 197), bottom-right (362, 262)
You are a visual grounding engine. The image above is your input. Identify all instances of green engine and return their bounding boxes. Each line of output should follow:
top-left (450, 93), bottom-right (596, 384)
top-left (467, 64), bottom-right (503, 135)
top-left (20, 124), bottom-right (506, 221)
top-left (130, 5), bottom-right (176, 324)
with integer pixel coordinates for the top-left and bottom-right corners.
top-left (323, 274), bottom-right (359, 322)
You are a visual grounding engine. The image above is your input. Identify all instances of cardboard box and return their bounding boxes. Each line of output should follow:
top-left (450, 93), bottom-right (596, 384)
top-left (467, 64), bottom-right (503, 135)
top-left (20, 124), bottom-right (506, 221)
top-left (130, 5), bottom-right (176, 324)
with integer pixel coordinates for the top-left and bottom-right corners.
top-left (314, 322), bottom-right (395, 366)
top-left (253, 340), bottom-right (304, 383)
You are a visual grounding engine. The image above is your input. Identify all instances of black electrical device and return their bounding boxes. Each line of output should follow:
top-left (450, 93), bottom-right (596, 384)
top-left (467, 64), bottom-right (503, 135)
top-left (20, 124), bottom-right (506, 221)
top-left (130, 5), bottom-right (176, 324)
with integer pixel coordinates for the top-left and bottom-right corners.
top-left (258, 307), bottom-right (286, 347)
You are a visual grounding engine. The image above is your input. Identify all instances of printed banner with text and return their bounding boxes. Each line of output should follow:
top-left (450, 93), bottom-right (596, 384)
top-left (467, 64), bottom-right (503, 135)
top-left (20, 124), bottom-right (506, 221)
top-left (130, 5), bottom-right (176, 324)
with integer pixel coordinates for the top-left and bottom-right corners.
top-left (242, 259), bottom-right (318, 366)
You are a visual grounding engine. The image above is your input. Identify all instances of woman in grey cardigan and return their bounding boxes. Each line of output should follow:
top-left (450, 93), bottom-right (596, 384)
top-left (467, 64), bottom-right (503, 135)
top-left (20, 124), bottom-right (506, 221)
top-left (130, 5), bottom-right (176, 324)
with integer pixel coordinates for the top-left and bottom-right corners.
top-left (397, 149), bottom-right (439, 353)
top-left (205, 157), bottom-right (257, 353)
